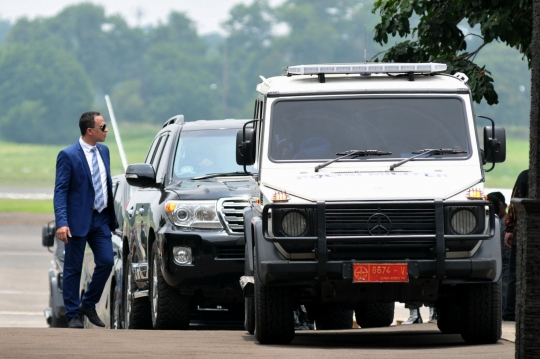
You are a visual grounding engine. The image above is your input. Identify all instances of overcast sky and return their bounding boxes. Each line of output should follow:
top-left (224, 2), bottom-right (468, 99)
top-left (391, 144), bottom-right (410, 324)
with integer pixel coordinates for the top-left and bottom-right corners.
top-left (0, 0), bottom-right (284, 34)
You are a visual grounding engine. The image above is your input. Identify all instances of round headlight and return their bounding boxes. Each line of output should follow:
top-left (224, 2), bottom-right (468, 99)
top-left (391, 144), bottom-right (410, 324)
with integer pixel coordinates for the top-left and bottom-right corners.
top-left (281, 211), bottom-right (307, 236)
top-left (175, 208), bottom-right (190, 222)
top-left (450, 209), bottom-right (477, 234)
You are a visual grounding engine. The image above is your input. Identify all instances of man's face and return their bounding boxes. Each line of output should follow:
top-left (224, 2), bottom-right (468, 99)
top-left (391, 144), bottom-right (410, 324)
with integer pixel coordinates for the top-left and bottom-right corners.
top-left (89, 115), bottom-right (108, 142)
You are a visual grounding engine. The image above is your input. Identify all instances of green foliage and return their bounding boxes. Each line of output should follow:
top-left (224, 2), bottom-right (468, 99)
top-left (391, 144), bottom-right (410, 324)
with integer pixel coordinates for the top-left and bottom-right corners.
top-left (0, 41), bottom-right (93, 144)
top-left (372, 0), bottom-right (532, 105)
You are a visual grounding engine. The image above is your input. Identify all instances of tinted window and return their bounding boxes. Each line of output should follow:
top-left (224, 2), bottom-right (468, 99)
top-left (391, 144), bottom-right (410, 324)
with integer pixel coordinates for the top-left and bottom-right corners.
top-left (172, 128), bottom-right (254, 180)
top-left (270, 97), bottom-right (470, 161)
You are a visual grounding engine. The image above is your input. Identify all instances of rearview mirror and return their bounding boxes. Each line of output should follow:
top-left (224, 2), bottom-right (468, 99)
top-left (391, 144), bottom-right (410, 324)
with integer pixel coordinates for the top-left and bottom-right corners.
top-left (483, 126), bottom-right (506, 163)
top-left (42, 221), bottom-right (55, 247)
top-left (236, 128), bottom-right (256, 166)
top-left (125, 163), bottom-right (156, 188)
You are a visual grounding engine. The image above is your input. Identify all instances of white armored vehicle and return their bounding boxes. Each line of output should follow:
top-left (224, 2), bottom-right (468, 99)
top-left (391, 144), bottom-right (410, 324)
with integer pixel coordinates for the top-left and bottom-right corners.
top-left (236, 63), bottom-right (506, 344)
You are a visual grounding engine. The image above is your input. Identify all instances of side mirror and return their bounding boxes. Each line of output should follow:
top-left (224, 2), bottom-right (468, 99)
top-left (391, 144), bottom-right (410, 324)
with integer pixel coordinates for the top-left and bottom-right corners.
top-left (125, 163), bottom-right (156, 188)
top-left (236, 128), bottom-right (256, 166)
top-left (42, 220), bottom-right (56, 247)
top-left (483, 126), bottom-right (506, 163)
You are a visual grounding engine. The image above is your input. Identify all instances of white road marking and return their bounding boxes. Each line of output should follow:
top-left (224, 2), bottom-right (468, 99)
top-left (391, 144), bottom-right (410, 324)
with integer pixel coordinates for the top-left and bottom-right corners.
top-left (0, 290), bottom-right (48, 295)
top-left (0, 193), bottom-right (52, 199)
top-left (0, 251), bottom-right (51, 256)
top-left (0, 311), bottom-right (43, 316)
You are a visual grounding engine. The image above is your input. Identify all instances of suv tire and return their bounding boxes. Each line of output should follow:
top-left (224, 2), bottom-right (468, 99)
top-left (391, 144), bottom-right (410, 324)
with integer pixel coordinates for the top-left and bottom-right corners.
top-left (355, 302), bottom-right (394, 328)
top-left (311, 306), bottom-right (353, 330)
top-left (149, 241), bottom-right (191, 330)
top-left (124, 253), bottom-right (151, 329)
top-left (244, 244), bottom-right (255, 335)
top-left (460, 280), bottom-right (502, 344)
top-left (254, 252), bottom-right (294, 344)
top-left (437, 297), bottom-right (462, 334)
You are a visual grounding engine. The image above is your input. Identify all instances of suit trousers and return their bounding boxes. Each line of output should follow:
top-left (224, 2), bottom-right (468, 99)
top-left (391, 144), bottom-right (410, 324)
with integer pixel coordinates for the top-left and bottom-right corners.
top-left (62, 210), bottom-right (114, 320)
top-left (503, 243), bottom-right (517, 321)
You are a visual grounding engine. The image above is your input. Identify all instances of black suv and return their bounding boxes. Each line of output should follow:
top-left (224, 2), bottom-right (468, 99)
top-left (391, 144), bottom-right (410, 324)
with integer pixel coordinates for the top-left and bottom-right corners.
top-left (124, 116), bottom-right (257, 329)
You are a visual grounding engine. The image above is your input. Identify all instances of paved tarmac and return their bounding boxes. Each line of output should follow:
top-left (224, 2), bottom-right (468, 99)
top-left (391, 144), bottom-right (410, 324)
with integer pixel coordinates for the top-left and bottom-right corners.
top-left (0, 213), bottom-right (516, 358)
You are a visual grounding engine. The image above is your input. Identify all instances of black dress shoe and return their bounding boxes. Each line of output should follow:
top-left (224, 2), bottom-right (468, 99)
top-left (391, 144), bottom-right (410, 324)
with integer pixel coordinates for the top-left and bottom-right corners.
top-left (67, 316), bottom-right (84, 328)
top-left (80, 305), bottom-right (105, 327)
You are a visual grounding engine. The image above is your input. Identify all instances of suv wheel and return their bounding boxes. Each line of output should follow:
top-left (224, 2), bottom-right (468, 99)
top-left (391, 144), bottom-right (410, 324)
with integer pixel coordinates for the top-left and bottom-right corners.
top-left (311, 305), bottom-right (353, 330)
top-left (244, 244), bottom-right (255, 335)
top-left (149, 241), bottom-right (190, 330)
top-left (437, 297), bottom-right (461, 334)
top-left (355, 302), bottom-right (394, 328)
top-left (460, 280), bottom-right (502, 344)
top-left (123, 253), bottom-right (151, 329)
top-left (110, 281), bottom-right (121, 329)
top-left (254, 252), bottom-right (294, 344)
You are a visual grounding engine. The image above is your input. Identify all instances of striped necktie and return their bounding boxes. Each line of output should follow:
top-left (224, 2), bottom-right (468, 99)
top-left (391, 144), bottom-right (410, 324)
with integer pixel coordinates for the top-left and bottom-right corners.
top-left (91, 147), bottom-right (105, 213)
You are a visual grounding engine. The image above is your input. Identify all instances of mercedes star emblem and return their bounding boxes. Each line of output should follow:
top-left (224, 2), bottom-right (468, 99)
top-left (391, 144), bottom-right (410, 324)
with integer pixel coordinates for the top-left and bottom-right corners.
top-left (367, 213), bottom-right (392, 235)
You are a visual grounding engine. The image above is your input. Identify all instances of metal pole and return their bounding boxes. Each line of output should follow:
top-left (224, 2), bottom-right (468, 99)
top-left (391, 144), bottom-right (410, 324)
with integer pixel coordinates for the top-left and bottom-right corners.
top-left (104, 95), bottom-right (128, 171)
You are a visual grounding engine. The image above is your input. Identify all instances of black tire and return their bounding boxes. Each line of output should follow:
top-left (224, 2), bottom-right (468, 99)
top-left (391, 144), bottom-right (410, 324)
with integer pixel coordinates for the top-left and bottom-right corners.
top-left (50, 314), bottom-right (67, 328)
top-left (124, 253), bottom-right (152, 329)
top-left (460, 280), bottom-right (502, 344)
top-left (149, 241), bottom-right (191, 330)
top-left (244, 243), bottom-right (255, 335)
top-left (254, 252), bottom-right (295, 344)
top-left (110, 281), bottom-right (121, 329)
top-left (245, 298), bottom-right (255, 334)
top-left (312, 306), bottom-right (353, 330)
top-left (355, 302), bottom-right (394, 328)
top-left (437, 298), bottom-right (461, 334)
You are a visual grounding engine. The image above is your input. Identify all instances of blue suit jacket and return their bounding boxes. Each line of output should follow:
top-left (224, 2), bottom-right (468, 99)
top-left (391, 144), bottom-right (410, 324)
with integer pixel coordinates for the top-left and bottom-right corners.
top-left (54, 141), bottom-right (117, 237)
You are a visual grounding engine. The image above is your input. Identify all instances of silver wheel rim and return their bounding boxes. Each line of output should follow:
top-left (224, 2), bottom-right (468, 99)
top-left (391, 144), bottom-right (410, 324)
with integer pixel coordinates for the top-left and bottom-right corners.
top-left (126, 263), bottom-right (132, 329)
top-left (152, 255), bottom-right (159, 326)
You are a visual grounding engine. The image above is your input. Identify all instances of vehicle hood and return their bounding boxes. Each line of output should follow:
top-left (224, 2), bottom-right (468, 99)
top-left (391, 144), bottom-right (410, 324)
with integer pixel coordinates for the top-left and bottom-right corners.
top-left (167, 177), bottom-right (258, 200)
top-left (261, 166), bottom-right (483, 202)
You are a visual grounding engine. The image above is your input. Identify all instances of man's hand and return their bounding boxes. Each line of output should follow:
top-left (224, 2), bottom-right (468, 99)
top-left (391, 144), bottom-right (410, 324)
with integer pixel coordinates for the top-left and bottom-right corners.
top-left (504, 232), bottom-right (514, 248)
top-left (56, 226), bottom-right (72, 243)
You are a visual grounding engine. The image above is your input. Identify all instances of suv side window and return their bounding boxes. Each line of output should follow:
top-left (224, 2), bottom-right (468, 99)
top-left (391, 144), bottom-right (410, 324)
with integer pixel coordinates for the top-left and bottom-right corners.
top-left (150, 132), bottom-right (169, 183)
top-left (154, 134), bottom-right (171, 183)
top-left (145, 136), bottom-right (162, 164)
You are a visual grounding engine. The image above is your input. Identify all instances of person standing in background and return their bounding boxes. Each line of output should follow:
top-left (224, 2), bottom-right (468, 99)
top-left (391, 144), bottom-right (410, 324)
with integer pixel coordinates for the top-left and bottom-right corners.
top-left (502, 170), bottom-right (529, 322)
top-left (487, 191), bottom-right (508, 312)
top-left (53, 112), bottom-right (117, 328)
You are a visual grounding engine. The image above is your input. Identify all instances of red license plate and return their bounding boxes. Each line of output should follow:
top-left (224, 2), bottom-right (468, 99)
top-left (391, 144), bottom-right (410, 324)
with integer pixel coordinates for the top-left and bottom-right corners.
top-left (353, 263), bottom-right (409, 283)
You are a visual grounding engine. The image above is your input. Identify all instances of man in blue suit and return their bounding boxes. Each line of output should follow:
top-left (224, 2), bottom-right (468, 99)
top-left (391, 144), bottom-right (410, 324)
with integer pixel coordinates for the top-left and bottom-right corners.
top-left (54, 111), bottom-right (117, 328)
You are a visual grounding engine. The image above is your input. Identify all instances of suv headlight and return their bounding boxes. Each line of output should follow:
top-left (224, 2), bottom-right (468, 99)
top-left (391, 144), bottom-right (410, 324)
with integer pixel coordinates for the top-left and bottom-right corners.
top-left (165, 200), bottom-right (223, 230)
top-left (445, 206), bottom-right (486, 235)
top-left (271, 208), bottom-right (315, 237)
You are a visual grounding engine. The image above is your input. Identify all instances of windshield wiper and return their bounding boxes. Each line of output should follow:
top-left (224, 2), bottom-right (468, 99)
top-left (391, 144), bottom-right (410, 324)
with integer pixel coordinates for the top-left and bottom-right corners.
top-left (192, 171), bottom-right (251, 180)
top-left (314, 150), bottom-right (391, 172)
top-left (389, 148), bottom-right (467, 171)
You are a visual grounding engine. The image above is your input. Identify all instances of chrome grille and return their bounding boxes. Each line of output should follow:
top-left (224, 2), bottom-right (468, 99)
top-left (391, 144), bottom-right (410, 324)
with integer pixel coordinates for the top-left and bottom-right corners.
top-left (218, 197), bottom-right (250, 234)
top-left (325, 202), bottom-right (436, 237)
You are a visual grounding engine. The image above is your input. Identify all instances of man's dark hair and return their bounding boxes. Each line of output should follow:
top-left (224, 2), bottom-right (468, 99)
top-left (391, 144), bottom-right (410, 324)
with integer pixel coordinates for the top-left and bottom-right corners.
top-left (79, 112), bottom-right (101, 136)
top-left (487, 193), bottom-right (500, 213)
top-left (489, 191), bottom-right (506, 206)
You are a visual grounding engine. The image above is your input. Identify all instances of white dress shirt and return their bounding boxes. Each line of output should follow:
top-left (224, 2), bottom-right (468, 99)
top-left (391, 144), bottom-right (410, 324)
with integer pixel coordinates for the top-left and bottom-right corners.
top-left (79, 137), bottom-right (108, 209)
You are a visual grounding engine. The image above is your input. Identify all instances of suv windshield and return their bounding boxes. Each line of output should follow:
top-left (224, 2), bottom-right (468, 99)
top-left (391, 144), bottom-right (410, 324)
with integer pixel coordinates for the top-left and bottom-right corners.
top-left (173, 128), bottom-right (254, 180)
top-left (269, 97), bottom-right (470, 162)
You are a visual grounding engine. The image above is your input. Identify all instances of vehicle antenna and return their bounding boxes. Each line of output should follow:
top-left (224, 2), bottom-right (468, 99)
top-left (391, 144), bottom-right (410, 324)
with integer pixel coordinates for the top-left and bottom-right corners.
top-left (364, 25), bottom-right (367, 63)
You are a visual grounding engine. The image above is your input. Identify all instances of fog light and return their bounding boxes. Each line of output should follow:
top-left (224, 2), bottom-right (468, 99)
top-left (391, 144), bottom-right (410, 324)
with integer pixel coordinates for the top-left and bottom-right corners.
top-left (172, 246), bottom-right (192, 265)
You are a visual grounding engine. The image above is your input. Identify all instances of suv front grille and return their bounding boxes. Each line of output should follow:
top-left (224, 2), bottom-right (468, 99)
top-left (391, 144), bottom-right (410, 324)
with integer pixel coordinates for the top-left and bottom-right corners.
top-left (325, 202), bottom-right (436, 237)
top-left (218, 197), bottom-right (250, 234)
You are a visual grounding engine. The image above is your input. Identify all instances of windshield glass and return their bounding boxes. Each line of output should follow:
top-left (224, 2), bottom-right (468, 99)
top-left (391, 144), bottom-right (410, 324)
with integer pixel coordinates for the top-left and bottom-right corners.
top-left (172, 128), bottom-right (254, 180)
top-left (269, 97), bottom-right (470, 161)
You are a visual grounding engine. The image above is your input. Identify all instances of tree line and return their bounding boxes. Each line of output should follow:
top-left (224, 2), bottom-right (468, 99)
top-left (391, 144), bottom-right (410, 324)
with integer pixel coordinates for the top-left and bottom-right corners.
top-left (0, 0), bottom-right (532, 144)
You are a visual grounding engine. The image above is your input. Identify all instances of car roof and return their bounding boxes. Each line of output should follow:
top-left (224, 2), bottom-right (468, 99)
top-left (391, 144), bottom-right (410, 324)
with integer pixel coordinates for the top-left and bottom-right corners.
top-left (256, 73), bottom-right (470, 96)
top-left (179, 119), bottom-right (252, 131)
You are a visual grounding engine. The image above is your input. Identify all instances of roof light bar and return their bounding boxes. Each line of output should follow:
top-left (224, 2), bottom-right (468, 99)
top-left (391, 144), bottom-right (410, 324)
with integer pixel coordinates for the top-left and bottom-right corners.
top-left (286, 63), bottom-right (447, 76)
